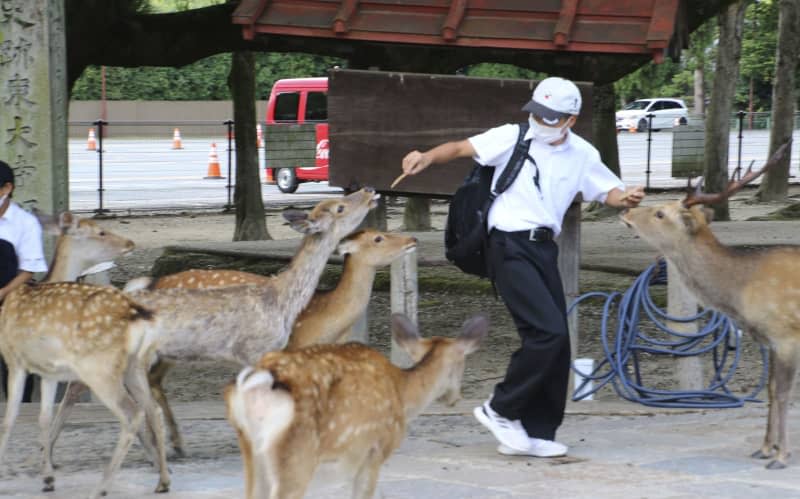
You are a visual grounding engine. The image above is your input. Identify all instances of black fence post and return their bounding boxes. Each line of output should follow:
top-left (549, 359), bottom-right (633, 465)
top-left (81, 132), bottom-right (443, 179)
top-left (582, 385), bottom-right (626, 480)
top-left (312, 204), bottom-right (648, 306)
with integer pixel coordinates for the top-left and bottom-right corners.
top-left (645, 113), bottom-right (654, 190)
top-left (93, 119), bottom-right (110, 217)
top-left (735, 110), bottom-right (745, 181)
top-left (224, 119), bottom-right (234, 212)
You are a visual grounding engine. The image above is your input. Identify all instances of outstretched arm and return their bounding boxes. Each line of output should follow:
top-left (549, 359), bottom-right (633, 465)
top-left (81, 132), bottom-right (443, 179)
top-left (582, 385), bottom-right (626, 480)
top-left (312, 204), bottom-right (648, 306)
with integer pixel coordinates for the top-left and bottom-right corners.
top-left (605, 185), bottom-right (645, 209)
top-left (401, 140), bottom-right (476, 176)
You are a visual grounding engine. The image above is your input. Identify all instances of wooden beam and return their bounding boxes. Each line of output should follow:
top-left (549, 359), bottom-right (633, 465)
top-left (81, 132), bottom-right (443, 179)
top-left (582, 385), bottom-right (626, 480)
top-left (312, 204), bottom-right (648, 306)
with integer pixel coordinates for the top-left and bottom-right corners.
top-left (441, 0), bottom-right (468, 42)
top-left (553, 0), bottom-right (579, 47)
top-left (334, 0), bottom-right (360, 35)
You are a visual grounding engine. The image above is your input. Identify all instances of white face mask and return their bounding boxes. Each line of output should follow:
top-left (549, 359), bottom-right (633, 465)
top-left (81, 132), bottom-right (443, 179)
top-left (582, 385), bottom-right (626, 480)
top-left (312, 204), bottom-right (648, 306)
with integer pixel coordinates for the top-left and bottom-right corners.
top-left (529, 114), bottom-right (569, 145)
top-left (0, 194), bottom-right (7, 206)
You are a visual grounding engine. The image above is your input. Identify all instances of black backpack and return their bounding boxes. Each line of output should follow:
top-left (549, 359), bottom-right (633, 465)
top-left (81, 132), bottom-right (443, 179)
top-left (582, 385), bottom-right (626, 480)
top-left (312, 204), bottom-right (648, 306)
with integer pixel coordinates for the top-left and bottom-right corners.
top-left (444, 122), bottom-right (533, 278)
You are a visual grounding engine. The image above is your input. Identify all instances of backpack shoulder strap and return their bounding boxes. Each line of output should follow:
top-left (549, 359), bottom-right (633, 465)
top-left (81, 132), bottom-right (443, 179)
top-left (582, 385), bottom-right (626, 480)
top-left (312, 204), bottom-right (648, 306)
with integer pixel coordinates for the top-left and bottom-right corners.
top-left (493, 122), bottom-right (532, 195)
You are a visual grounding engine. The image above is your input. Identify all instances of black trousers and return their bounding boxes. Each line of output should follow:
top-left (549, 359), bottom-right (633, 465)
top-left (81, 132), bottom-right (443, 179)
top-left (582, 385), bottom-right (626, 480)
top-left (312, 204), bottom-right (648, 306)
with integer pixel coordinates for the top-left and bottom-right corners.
top-left (487, 230), bottom-right (571, 441)
top-left (0, 240), bottom-right (35, 403)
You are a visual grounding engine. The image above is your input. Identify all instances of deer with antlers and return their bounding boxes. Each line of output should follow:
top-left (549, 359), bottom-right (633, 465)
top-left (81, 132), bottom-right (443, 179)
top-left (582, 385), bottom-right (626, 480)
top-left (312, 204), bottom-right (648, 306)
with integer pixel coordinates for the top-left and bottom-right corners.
top-left (621, 142), bottom-right (799, 469)
top-left (49, 189), bottom-right (380, 459)
top-left (225, 313), bottom-right (488, 499)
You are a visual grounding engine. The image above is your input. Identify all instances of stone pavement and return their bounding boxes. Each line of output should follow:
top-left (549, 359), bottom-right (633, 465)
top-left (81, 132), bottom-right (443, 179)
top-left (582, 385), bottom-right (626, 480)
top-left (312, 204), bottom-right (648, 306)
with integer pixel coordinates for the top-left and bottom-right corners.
top-left (1, 399), bottom-right (799, 498)
top-left (2, 218), bottom-right (799, 498)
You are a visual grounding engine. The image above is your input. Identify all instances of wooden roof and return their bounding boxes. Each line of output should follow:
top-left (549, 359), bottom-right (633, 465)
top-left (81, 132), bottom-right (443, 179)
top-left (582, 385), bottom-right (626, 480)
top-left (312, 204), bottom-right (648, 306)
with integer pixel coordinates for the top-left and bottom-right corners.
top-left (233, 0), bottom-right (683, 63)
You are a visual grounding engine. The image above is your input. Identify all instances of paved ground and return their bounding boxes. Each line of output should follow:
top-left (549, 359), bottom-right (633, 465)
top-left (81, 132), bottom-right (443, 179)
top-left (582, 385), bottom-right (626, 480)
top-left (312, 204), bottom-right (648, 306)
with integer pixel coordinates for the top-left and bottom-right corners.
top-left (2, 215), bottom-right (800, 498)
top-left (1, 400), bottom-right (798, 498)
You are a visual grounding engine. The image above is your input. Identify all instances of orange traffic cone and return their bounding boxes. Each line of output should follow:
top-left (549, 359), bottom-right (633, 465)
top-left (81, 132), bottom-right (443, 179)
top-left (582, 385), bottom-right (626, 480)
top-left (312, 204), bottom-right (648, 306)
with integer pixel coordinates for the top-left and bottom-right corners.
top-left (256, 123), bottom-right (263, 148)
top-left (204, 143), bottom-right (224, 179)
top-left (265, 168), bottom-right (275, 184)
top-left (629, 124), bottom-right (637, 133)
top-left (87, 128), bottom-right (97, 151)
top-left (172, 128), bottom-right (184, 149)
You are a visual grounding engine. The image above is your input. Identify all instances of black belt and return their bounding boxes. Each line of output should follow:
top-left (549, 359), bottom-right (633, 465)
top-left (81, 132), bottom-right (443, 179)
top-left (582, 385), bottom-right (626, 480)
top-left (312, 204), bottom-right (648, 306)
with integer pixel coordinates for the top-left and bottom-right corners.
top-left (503, 227), bottom-right (554, 242)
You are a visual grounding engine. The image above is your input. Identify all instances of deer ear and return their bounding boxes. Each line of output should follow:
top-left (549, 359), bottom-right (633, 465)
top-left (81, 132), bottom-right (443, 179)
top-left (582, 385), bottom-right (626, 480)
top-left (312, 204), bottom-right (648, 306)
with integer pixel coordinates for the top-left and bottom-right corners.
top-left (391, 313), bottom-right (424, 357)
top-left (457, 314), bottom-right (489, 355)
top-left (282, 209), bottom-right (318, 234)
top-left (679, 209), bottom-right (704, 234)
top-left (33, 209), bottom-right (60, 235)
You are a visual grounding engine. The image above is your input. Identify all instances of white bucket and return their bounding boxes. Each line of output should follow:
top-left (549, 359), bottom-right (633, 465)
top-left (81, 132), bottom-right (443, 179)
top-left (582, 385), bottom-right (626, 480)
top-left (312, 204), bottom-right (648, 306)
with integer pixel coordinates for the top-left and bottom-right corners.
top-left (573, 358), bottom-right (595, 401)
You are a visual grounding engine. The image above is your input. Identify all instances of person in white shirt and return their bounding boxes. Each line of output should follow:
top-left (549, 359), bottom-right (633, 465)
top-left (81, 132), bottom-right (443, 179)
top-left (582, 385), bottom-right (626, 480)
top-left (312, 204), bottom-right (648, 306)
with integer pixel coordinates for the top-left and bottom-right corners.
top-left (401, 77), bottom-right (644, 458)
top-left (0, 160), bottom-right (48, 402)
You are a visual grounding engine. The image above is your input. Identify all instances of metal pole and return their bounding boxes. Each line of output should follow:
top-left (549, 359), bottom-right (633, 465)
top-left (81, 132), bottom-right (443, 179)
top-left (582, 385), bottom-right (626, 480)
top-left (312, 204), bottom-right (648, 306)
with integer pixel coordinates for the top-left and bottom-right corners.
top-left (224, 119), bottom-right (234, 212)
top-left (735, 110), bottom-right (745, 181)
top-left (93, 119), bottom-right (109, 217)
top-left (645, 113), bottom-right (654, 190)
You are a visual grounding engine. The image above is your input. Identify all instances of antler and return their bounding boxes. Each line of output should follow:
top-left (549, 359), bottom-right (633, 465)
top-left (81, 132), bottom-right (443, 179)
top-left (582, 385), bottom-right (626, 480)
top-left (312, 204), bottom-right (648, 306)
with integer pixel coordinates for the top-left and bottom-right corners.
top-left (682, 140), bottom-right (792, 208)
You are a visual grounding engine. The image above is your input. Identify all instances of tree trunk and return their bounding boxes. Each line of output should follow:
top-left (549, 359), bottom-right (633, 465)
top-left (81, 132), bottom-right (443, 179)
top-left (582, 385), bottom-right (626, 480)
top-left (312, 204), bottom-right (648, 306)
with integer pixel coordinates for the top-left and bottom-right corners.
top-left (703, 1), bottom-right (748, 221)
top-left (693, 68), bottom-right (705, 116)
top-left (402, 197), bottom-right (432, 231)
top-left (756, 0), bottom-right (799, 201)
top-left (229, 51), bottom-right (270, 241)
top-left (591, 83), bottom-right (621, 178)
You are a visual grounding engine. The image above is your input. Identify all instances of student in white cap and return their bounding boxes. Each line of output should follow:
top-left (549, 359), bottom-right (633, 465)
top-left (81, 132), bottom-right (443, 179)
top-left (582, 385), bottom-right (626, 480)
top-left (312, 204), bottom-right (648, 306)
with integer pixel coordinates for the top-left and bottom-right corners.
top-left (0, 160), bottom-right (47, 402)
top-left (401, 76), bottom-right (644, 457)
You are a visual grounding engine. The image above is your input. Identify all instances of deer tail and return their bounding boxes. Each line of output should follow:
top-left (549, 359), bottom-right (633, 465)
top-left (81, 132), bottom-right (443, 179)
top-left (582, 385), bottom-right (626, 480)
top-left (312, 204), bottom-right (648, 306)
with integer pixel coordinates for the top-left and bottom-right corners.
top-left (123, 276), bottom-right (154, 293)
top-left (226, 366), bottom-right (295, 454)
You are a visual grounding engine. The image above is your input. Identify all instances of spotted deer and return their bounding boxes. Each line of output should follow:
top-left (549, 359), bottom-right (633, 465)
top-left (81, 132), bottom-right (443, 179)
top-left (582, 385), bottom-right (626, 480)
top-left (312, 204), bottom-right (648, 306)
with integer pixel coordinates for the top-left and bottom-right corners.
top-left (52, 188), bottom-right (379, 458)
top-left (36, 211), bottom-right (135, 283)
top-left (621, 142), bottom-right (799, 469)
top-left (0, 284), bottom-right (169, 498)
top-left (118, 229), bottom-right (416, 456)
top-left (225, 313), bottom-right (488, 499)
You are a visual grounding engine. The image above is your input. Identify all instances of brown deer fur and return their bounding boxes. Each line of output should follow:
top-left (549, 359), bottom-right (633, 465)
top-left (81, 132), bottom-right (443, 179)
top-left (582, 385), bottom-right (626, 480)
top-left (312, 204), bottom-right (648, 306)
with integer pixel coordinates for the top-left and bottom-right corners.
top-left (622, 201), bottom-right (800, 469)
top-left (126, 229), bottom-right (416, 456)
top-left (51, 189), bottom-right (379, 459)
top-left (0, 283), bottom-right (169, 498)
top-left (225, 313), bottom-right (488, 499)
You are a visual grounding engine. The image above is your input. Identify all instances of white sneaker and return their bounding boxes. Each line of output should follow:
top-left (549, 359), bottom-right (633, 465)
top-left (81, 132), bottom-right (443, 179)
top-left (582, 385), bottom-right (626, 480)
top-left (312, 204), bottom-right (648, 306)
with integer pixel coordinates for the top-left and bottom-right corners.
top-left (497, 438), bottom-right (568, 458)
top-left (473, 402), bottom-right (530, 452)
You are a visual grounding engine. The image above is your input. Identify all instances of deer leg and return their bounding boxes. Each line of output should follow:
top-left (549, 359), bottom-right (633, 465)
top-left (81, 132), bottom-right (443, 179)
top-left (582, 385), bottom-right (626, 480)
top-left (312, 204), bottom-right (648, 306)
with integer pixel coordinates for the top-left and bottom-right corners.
top-left (350, 450), bottom-right (383, 499)
top-left (0, 366), bottom-right (28, 474)
top-left (269, 443), bottom-right (316, 499)
top-left (85, 378), bottom-right (145, 499)
top-left (37, 378), bottom-right (59, 492)
top-left (235, 428), bottom-right (258, 499)
top-left (125, 358), bottom-right (170, 493)
top-left (148, 360), bottom-right (184, 458)
top-left (753, 348), bottom-right (779, 459)
top-left (765, 351), bottom-right (798, 470)
top-left (47, 380), bottom-right (88, 469)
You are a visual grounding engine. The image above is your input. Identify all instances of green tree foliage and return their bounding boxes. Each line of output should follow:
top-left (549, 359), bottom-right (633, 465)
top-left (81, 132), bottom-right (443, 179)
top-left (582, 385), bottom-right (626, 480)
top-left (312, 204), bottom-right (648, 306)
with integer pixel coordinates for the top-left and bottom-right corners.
top-left (614, 1), bottom-right (782, 112)
top-left (71, 52), bottom-right (342, 100)
top-left (739, 0), bottom-right (779, 110)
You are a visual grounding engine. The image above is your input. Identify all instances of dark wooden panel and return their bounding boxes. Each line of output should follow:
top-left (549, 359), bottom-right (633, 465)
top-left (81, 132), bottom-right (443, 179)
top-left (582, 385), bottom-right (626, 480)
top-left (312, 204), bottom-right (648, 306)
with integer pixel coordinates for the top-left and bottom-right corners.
top-left (264, 123), bottom-right (316, 168)
top-left (328, 69), bottom-right (593, 196)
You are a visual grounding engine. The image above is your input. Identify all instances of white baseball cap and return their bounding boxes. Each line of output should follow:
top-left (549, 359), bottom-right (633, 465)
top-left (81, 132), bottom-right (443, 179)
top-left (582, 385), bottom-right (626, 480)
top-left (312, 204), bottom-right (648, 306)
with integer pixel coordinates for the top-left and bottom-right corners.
top-left (522, 77), bottom-right (582, 125)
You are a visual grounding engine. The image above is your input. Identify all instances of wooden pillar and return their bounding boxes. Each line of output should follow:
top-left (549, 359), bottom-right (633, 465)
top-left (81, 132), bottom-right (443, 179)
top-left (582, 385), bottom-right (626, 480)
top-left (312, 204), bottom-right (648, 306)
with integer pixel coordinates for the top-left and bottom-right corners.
top-left (667, 263), bottom-right (703, 389)
top-left (557, 202), bottom-right (581, 361)
top-left (390, 248), bottom-right (418, 367)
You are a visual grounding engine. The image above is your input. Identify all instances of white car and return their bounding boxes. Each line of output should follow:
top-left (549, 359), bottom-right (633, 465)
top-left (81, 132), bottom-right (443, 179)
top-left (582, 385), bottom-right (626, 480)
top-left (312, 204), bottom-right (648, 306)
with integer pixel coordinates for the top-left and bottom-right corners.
top-left (616, 98), bottom-right (689, 132)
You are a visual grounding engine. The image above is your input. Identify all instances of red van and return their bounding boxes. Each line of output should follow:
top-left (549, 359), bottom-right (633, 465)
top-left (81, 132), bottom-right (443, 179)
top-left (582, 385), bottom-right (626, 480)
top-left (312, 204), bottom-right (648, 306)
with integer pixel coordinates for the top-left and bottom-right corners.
top-left (263, 77), bottom-right (329, 193)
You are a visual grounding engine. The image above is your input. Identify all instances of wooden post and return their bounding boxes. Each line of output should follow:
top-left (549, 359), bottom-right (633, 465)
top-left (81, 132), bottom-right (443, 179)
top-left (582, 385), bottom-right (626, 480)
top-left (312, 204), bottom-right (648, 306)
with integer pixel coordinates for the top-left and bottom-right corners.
top-left (667, 262), bottom-right (703, 390)
top-left (390, 248), bottom-right (418, 367)
top-left (557, 202), bottom-right (581, 395)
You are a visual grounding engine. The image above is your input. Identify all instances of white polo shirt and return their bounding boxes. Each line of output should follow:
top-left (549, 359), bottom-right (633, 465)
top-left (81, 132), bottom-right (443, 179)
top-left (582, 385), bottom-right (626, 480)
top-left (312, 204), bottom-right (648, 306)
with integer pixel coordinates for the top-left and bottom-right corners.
top-left (468, 123), bottom-right (624, 236)
top-left (0, 201), bottom-right (48, 273)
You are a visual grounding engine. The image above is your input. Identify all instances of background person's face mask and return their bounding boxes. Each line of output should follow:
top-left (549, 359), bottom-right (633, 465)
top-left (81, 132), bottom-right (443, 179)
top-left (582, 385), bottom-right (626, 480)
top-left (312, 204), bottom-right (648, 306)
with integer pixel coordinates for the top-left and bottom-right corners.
top-left (529, 114), bottom-right (569, 144)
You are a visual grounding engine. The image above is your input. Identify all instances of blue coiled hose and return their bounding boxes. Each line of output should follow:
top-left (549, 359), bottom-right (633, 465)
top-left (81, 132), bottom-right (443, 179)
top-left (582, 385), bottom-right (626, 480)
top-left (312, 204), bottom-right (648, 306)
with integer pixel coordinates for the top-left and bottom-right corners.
top-left (568, 259), bottom-right (769, 408)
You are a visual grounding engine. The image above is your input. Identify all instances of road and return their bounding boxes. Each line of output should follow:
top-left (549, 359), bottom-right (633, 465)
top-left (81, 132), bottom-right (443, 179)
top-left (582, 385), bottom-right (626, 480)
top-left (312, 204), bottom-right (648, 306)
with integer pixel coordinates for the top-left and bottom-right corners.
top-left (67, 129), bottom-right (798, 213)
